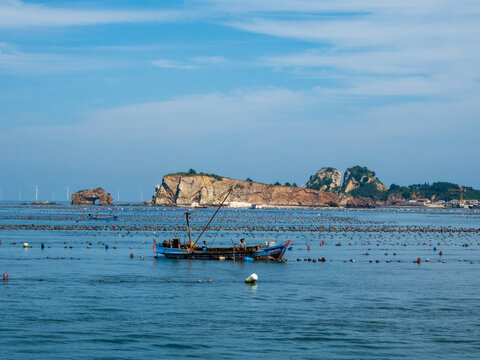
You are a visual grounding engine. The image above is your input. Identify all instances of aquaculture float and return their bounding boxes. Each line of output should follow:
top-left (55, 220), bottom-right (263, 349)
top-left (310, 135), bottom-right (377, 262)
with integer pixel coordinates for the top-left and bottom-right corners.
top-left (153, 189), bottom-right (291, 262)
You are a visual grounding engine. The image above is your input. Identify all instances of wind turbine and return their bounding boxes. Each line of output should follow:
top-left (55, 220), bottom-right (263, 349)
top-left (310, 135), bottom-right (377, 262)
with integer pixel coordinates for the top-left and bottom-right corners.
top-left (32, 185), bottom-right (38, 201)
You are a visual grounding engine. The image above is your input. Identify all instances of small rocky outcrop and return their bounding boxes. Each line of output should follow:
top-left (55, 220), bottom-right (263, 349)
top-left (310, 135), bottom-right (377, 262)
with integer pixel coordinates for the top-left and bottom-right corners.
top-left (345, 197), bottom-right (376, 208)
top-left (71, 188), bottom-right (113, 206)
top-left (342, 166), bottom-right (387, 193)
top-left (385, 193), bottom-right (406, 206)
top-left (305, 167), bottom-right (342, 192)
top-left (153, 174), bottom-right (340, 207)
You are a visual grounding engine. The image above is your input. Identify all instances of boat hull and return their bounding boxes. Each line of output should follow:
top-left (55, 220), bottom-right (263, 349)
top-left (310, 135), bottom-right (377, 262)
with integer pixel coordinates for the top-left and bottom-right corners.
top-left (154, 241), bottom-right (289, 261)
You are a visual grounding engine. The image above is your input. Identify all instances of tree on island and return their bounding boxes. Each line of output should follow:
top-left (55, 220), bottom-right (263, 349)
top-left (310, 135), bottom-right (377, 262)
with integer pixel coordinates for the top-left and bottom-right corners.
top-left (188, 168), bottom-right (197, 175)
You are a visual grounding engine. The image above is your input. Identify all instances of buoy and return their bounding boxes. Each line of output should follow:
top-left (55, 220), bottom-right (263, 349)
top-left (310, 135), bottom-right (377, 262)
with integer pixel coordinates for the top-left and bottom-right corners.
top-left (23, 242), bottom-right (28, 248)
top-left (105, 245), bottom-right (109, 250)
top-left (439, 251), bottom-right (443, 256)
top-left (245, 273), bottom-right (258, 284)
top-left (41, 242), bottom-right (45, 249)
top-left (417, 257), bottom-right (421, 264)
top-left (218, 256), bottom-right (226, 261)
top-left (2, 273), bottom-right (7, 281)
top-left (197, 280), bottom-right (202, 283)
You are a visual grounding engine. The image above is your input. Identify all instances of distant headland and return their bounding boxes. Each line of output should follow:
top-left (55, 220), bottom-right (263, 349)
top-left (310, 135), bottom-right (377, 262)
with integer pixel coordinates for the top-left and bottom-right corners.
top-left (70, 167), bottom-right (480, 209)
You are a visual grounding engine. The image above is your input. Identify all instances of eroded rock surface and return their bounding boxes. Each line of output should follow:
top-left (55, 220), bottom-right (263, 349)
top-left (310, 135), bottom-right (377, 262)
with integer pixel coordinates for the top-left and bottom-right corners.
top-left (153, 175), bottom-right (339, 207)
top-left (305, 167), bottom-right (342, 192)
top-left (71, 188), bottom-right (113, 206)
top-left (343, 166), bottom-right (387, 193)
top-left (345, 197), bottom-right (376, 208)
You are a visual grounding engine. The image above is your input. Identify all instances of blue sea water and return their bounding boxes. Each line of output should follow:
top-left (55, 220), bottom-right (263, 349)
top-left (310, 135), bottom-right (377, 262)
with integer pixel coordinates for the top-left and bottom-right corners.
top-left (1, 204), bottom-right (480, 359)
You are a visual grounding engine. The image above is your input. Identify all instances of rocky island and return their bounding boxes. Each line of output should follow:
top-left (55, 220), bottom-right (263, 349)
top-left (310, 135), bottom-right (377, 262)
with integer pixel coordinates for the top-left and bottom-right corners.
top-left (71, 188), bottom-right (113, 206)
top-left (153, 173), bottom-right (339, 207)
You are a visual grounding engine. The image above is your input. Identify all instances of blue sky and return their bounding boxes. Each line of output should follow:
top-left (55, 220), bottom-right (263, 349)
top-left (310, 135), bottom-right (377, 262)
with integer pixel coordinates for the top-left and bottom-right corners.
top-left (1, 0), bottom-right (479, 201)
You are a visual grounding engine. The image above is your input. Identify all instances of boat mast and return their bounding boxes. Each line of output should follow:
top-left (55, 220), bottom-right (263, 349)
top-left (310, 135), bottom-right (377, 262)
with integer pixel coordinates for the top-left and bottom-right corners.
top-left (192, 188), bottom-right (233, 247)
top-left (185, 212), bottom-right (192, 246)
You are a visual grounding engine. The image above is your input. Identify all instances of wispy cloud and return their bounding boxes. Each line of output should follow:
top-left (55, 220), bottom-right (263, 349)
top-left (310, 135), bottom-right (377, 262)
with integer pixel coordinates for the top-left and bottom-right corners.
top-left (0, 0), bottom-right (189, 28)
top-left (151, 56), bottom-right (228, 69)
top-left (211, 0), bottom-right (480, 99)
top-left (0, 42), bottom-right (121, 73)
top-left (151, 59), bottom-right (198, 70)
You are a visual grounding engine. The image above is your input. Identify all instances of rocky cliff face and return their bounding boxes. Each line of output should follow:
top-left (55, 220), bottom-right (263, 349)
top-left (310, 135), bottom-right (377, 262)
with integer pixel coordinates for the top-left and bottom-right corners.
top-left (345, 197), bottom-right (376, 208)
top-left (385, 193), bottom-right (406, 206)
top-left (342, 166), bottom-right (387, 193)
top-left (305, 167), bottom-right (342, 192)
top-left (71, 188), bottom-right (113, 206)
top-left (153, 174), bottom-right (340, 207)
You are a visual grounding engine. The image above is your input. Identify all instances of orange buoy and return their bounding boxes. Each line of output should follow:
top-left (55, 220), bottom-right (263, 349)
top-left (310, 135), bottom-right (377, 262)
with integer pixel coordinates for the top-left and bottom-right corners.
top-left (2, 273), bottom-right (7, 281)
top-left (417, 257), bottom-right (421, 264)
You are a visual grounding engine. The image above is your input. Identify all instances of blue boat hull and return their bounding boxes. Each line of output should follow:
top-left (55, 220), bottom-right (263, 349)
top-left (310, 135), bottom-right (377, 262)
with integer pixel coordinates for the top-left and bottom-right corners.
top-left (154, 241), bottom-right (290, 261)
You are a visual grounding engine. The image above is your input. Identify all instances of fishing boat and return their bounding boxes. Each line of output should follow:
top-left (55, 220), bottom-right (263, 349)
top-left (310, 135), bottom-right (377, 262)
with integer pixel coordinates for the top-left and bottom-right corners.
top-left (88, 214), bottom-right (118, 220)
top-left (153, 189), bottom-right (290, 261)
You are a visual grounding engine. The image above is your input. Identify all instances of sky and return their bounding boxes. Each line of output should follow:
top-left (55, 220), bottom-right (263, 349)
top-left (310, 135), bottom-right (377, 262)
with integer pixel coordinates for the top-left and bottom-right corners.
top-left (1, 0), bottom-right (479, 201)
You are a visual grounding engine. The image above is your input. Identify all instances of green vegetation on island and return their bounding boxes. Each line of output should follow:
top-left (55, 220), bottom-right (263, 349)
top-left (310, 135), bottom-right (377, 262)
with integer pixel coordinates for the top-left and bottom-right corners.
top-left (165, 169), bottom-right (223, 181)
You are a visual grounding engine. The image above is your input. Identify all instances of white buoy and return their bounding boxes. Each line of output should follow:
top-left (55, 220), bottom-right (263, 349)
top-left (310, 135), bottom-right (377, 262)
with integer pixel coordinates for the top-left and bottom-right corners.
top-left (23, 242), bottom-right (29, 248)
top-left (245, 273), bottom-right (258, 284)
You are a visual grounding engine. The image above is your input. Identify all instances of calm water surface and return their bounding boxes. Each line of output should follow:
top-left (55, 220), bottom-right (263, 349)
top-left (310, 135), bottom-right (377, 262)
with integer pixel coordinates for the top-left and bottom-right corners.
top-left (1, 204), bottom-right (480, 359)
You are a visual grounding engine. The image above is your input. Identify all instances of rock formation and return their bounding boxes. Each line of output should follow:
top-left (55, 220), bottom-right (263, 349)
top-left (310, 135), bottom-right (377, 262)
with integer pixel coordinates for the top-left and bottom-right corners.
top-left (385, 193), bottom-right (406, 206)
top-left (342, 166), bottom-right (387, 193)
top-left (345, 197), bottom-right (376, 208)
top-left (153, 174), bottom-right (340, 207)
top-left (305, 167), bottom-right (342, 192)
top-left (71, 188), bottom-right (113, 206)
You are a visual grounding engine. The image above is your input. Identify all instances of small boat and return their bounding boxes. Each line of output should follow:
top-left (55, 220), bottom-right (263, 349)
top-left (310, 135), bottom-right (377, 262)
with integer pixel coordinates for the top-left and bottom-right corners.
top-left (88, 214), bottom-right (118, 220)
top-left (153, 189), bottom-right (290, 261)
top-left (154, 238), bottom-right (290, 261)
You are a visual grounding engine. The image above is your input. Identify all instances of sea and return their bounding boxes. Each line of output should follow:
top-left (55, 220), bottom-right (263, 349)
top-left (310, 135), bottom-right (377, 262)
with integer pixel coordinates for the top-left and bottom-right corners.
top-left (1, 202), bottom-right (480, 359)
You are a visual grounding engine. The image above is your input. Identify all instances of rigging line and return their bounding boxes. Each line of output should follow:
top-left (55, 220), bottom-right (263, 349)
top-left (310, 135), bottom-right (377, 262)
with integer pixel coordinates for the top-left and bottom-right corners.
top-left (193, 188), bottom-right (233, 247)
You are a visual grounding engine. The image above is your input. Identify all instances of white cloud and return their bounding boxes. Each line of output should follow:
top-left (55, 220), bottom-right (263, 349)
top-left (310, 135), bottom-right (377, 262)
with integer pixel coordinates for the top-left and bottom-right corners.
top-left (218, 1), bottom-right (480, 99)
top-left (0, 42), bottom-right (120, 73)
top-left (0, 0), bottom-right (188, 28)
top-left (151, 59), bottom-right (198, 70)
